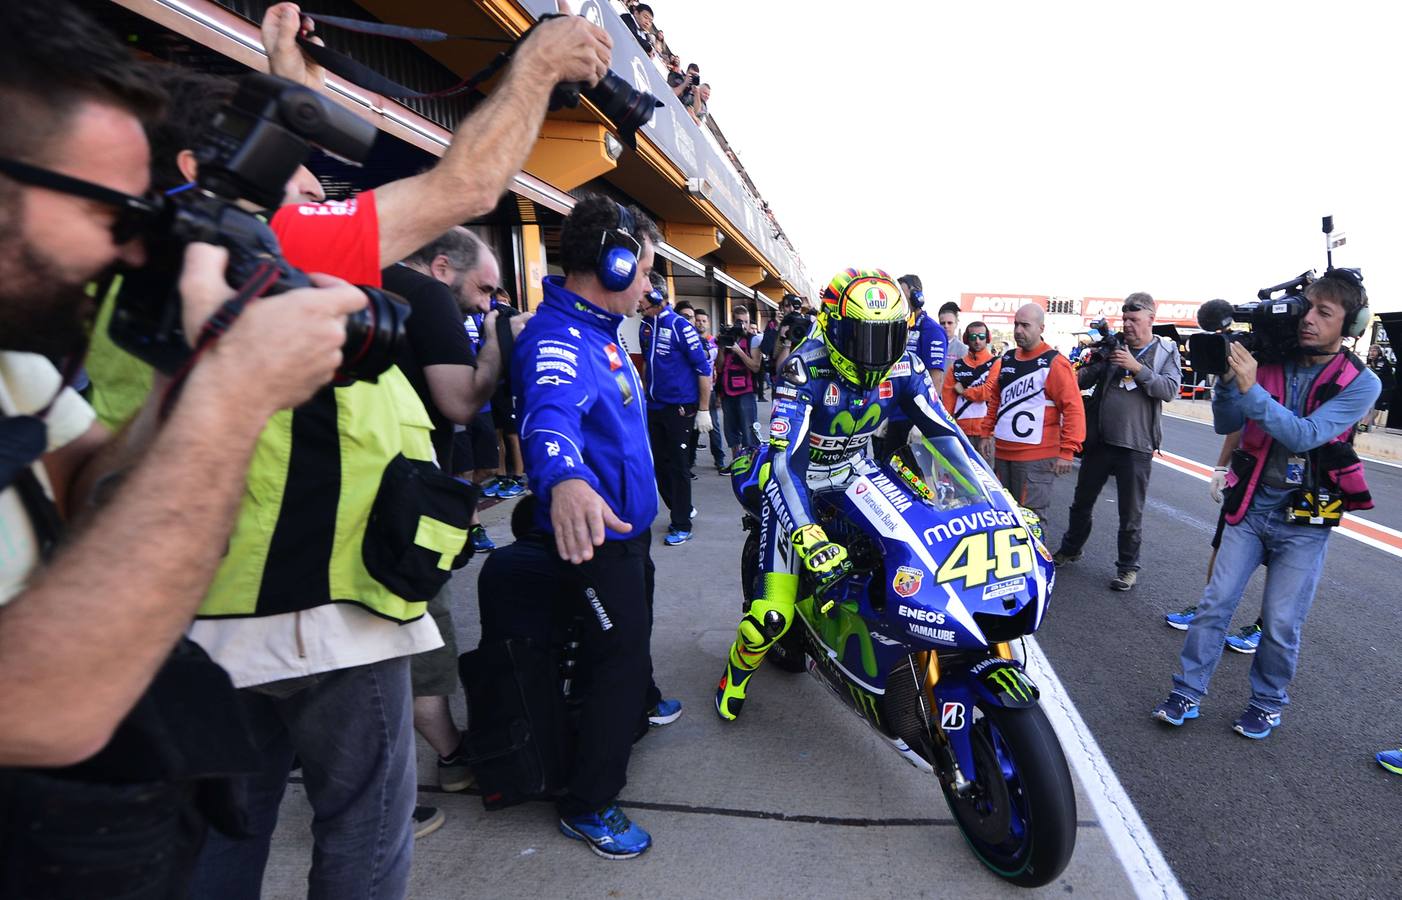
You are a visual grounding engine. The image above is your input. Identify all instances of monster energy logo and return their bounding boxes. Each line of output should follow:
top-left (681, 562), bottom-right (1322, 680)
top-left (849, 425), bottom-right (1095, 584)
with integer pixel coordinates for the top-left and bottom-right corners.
top-left (987, 666), bottom-right (1035, 703)
top-left (830, 404), bottom-right (882, 436)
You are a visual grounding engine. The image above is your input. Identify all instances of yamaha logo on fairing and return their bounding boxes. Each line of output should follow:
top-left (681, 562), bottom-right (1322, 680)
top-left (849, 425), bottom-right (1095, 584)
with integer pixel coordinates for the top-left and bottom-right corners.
top-left (868, 474), bottom-right (912, 513)
top-left (908, 623), bottom-right (957, 644)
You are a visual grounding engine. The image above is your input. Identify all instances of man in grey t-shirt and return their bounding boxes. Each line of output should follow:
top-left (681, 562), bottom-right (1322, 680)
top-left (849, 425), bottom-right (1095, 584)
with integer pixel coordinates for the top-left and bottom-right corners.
top-left (1053, 292), bottom-right (1181, 591)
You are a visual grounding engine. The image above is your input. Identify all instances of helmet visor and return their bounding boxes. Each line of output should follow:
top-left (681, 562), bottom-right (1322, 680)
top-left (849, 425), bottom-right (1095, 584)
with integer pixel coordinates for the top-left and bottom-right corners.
top-left (826, 317), bottom-right (909, 370)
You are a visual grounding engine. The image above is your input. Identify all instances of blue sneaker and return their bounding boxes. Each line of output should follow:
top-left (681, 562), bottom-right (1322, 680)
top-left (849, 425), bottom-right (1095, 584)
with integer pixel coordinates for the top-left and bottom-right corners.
top-left (1164, 606), bottom-right (1197, 631)
top-left (558, 805), bottom-right (652, 859)
top-left (1233, 704), bottom-right (1281, 740)
top-left (648, 698), bottom-right (682, 726)
top-left (481, 478), bottom-right (502, 499)
top-left (1377, 749), bottom-right (1402, 775)
top-left (469, 525), bottom-right (495, 553)
top-left (1151, 692), bottom-right (1201, 726)
top-left (1225, 622), bottom-right (1262, 654)
top-left (497, 479), bottom-right (525, 499)
top-left (664, 528), bottom-right (692, 546)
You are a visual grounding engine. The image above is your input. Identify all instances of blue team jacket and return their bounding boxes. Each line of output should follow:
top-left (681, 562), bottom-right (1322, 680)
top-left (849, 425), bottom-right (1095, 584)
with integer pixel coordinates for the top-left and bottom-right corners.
top-left (513, 277), bottom-right (657, 540)
top-left (907, 310), bottom-right (949, 372)
top-left (639, 304), bottom-right (712, 407)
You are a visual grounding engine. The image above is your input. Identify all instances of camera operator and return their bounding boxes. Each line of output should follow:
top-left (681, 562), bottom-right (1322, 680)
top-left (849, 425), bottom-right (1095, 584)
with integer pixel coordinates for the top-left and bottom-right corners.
top-left (1053, 292), bottom-right (1181, 591)
top-left (0, 5), bottom-right (365, 894)
top-left (513, 195), bottom-right (665, 858)
top-left (769, 293), bottom-right (812, 373)
top-left (1152, 270), bottom-right (1380, 739)
top-left (717, 304), bottom-right (763, 464)
top-left (638, 273), bottom-right (712, 546)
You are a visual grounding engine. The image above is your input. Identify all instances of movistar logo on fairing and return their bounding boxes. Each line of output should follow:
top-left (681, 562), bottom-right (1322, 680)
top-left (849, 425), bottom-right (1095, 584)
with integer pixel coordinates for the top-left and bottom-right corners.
top-left (923, 509), bottom-right (1018, 545)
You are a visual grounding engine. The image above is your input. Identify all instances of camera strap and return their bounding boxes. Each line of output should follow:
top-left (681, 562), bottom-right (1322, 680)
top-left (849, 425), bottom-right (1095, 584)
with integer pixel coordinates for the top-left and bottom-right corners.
top-left (292, 13), bottom-right (524, 101)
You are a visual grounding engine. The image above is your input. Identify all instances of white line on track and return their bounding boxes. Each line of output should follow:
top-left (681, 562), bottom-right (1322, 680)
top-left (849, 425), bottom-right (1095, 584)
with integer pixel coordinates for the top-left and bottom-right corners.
top-left (1024, 638), bottom-right (1188, 900)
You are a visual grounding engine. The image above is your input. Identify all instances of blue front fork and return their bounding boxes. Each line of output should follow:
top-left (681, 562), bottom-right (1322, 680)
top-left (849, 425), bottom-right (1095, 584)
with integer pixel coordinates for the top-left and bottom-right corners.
top-left (931, 657), bottom-right (1040, 791)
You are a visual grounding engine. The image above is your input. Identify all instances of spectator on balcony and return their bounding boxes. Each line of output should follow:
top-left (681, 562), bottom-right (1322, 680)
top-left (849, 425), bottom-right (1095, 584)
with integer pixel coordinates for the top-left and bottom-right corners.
top-left (690, 83), bottom-right (711, 125)
top-left (676, 63), bottom-right (701, 105)
top-left (621, 4), bottom-right (655, 56)
top-left (667, 56), bottom-right (688, 97)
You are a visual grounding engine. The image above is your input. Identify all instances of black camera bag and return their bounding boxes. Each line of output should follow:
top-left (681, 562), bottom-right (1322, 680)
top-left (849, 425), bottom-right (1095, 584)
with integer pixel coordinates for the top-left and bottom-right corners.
top-left (362, 455), bottom-right (477, 602)
top-left (458, 639), bottom-right (569, 810)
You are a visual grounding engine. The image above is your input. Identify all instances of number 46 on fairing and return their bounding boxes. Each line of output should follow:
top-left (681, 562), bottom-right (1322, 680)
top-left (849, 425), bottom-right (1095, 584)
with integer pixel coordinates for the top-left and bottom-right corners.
top-left (936, 526), bottom-right (1034, 588)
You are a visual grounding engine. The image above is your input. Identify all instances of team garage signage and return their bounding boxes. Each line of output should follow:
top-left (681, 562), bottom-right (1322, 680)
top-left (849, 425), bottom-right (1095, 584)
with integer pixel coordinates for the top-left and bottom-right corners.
top-left (961, 294), bottom-right (1199, 330)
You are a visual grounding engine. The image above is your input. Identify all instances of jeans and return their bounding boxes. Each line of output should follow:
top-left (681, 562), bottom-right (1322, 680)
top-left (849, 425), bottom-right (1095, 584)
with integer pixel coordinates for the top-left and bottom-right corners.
top-left (1059, 442), bottom-right (1153, 571)
top-left (1172, 505), bottom-right (1331, 714)
top-left (721, 392), bottom-right (758, 455)
top-left (708, 406), bottom-right (726, 466)
top-left (189, 657), bottom-right (416, 900)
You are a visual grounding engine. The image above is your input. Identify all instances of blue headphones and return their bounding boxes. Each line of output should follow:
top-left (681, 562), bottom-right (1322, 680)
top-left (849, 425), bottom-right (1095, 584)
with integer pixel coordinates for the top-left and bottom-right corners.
top-left (597, 203), bottom-right (642, 292)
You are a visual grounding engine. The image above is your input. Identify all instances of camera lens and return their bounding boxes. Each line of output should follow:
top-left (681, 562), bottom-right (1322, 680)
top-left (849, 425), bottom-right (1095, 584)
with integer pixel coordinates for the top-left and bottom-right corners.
top-left (338, 287), bottom-right (409, 382)
top-left (582, 72), bottom-right (662, 148)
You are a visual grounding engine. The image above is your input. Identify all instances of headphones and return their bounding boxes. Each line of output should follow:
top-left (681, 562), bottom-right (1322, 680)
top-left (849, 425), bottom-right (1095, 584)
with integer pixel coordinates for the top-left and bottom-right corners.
top-left (597, 203), bottom-right (642, 292)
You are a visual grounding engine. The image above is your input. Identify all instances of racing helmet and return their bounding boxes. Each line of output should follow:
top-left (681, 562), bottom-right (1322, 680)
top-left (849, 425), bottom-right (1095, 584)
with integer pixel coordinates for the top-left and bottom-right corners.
top-left (818, 268), bottom-right (909, 390)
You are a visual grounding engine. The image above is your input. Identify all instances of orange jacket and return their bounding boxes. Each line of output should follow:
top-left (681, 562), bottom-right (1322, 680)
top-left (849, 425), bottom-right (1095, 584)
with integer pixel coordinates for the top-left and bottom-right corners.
top-left (980, 343), bottom-right (1085, 461)
top-left (942, 348), bottom-right (995, 438)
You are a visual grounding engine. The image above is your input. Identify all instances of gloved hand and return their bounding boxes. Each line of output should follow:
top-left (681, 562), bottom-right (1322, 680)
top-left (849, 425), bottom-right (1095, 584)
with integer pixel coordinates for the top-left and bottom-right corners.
top-left (694, 410), bottom-right (712, 433)
top-left (792, 524), bottom-right (851, 615)
top-left (1209, 466), bottom-right (1228, 503)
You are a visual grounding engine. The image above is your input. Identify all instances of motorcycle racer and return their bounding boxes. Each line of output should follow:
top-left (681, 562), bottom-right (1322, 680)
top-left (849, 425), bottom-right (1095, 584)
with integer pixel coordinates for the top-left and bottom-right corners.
top-left (715, 269), bottom-right (962, 720)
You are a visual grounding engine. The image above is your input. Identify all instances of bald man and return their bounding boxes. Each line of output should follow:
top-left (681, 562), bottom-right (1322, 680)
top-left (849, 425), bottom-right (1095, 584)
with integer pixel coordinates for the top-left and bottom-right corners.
top-left (978, 304), bottom-right (1085, 534)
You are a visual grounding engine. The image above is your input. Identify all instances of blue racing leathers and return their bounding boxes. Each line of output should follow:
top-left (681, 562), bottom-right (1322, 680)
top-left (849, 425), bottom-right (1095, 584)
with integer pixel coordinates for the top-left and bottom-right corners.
top-left (716, 332), bottom-right (961, 719)
top-left (639, 304), bottom-right (711, 407)
top-left (907, 309), bottom-right (949, 373)
top-left (513, 276), bottom-right (657, 540)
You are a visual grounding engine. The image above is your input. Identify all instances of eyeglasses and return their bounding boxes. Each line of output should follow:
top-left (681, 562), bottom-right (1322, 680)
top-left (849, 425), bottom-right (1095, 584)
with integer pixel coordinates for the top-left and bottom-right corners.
top-left (0, 157), bottom-right (162, 244)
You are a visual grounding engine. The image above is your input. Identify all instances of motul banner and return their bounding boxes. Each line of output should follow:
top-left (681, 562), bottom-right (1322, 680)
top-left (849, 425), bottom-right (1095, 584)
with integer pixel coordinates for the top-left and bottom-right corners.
top-left (961, 294), bottom-right (1050, 316)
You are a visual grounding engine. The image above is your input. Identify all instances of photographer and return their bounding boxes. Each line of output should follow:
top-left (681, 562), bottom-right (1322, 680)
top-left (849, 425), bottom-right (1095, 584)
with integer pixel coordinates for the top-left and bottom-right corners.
top-left (0, 4), bottom-right (363, 894)
top-left (1053, 293), bottom-right (1181, 591)
top-left (769, 293), bottom-right (811, 373)
top-left (1153, 270), bottom-right (1380, 740)
top-left (717, 304), bottom-right (763, 464)
top-left (513, 195), bottom-right (664, 858)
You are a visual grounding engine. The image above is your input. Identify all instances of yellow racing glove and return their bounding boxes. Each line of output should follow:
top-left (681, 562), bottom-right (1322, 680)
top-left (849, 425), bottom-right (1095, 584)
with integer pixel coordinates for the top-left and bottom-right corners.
top-left (792, 524), bottom-right (851, 615)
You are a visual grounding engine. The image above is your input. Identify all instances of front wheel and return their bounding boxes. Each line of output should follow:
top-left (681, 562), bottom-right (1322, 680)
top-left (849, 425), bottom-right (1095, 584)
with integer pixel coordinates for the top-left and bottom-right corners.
top-left (940, 703), bottom-right (1076, 888)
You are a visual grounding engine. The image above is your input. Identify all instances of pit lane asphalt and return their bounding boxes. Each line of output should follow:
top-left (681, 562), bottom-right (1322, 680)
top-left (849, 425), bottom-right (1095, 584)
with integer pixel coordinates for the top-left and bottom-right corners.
top-left (255, 414), bottom-right (1398, 899)
top-left (1031, 415), bottom-right (1402, 900)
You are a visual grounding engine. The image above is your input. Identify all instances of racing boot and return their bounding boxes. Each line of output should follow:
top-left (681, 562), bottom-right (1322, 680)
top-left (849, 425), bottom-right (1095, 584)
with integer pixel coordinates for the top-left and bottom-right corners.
top-left (715, 588), bottom-right (795, 721)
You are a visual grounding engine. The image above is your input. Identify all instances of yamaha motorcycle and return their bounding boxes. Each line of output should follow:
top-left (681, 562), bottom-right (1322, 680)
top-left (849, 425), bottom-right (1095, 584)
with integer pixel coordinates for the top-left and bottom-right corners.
top-left (730, 433), bottom-right (1076, 887)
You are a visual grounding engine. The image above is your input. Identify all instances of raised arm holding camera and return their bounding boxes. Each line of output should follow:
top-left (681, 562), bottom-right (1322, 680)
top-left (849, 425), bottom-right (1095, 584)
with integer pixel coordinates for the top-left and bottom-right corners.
top-left (1153, 268), bottom-right (1379, 740)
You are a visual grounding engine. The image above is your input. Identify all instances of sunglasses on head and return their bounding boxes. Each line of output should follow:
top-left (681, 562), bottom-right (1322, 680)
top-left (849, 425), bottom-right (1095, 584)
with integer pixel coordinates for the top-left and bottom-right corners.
top-left (0, 157), bottom-right (162, 244)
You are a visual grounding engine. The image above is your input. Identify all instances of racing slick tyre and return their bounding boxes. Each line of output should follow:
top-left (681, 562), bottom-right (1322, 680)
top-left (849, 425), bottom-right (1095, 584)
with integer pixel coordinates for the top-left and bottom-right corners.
top-left (739, 527), bottom-right (806, 673)
top-left (940, 702), bottom-right (1076, 887)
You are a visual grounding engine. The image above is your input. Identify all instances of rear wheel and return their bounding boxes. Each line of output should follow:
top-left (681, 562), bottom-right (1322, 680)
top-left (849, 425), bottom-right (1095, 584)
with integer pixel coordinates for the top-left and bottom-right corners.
top-left (740, 526), bottom-right (806, 673)
top-left (940, 703), bottom-right (1077, 887)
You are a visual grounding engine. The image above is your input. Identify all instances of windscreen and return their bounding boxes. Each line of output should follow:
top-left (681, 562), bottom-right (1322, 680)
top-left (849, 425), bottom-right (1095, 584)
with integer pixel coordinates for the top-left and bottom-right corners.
top-left (888, 436), bottom-right (991, 513)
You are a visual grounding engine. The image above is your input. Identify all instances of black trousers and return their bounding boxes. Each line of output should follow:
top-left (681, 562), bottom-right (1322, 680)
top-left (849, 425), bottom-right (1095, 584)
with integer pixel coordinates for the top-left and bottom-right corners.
top-left (648, 403), bottom-right (697, 530)
top-left (1059, 441), bottom-right (1153, 571)
top-left (477, 533), bottom-right (657, 817)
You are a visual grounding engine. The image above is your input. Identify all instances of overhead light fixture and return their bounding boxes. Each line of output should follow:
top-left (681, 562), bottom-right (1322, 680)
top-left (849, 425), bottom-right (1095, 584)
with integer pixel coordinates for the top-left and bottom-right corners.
top-left (687, 177), bottom-right (714, 200)
top-left (604, 133), bottom-right (624, 161)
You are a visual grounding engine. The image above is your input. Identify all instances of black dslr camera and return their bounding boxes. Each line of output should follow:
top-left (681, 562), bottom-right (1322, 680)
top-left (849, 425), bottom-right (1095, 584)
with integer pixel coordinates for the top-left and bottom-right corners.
top-left (1085, 317), bottom-right (1127, 359)
top-left (107, 73), bottom-right (408, 381)
top-left (716, 323), bottom-right (747, 349)
top-left (1188, 274), bottom-right (1312, 376)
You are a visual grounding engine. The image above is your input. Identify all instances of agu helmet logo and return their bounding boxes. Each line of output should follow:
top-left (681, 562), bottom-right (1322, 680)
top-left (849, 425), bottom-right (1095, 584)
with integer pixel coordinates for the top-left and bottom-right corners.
top-left (864, 285), bottom-right (891, 310)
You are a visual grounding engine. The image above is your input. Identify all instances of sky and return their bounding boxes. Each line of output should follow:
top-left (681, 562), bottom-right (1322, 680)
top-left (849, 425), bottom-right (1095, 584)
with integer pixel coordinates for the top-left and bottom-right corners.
top-left (651, 1), bottom-right (1402, 312)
